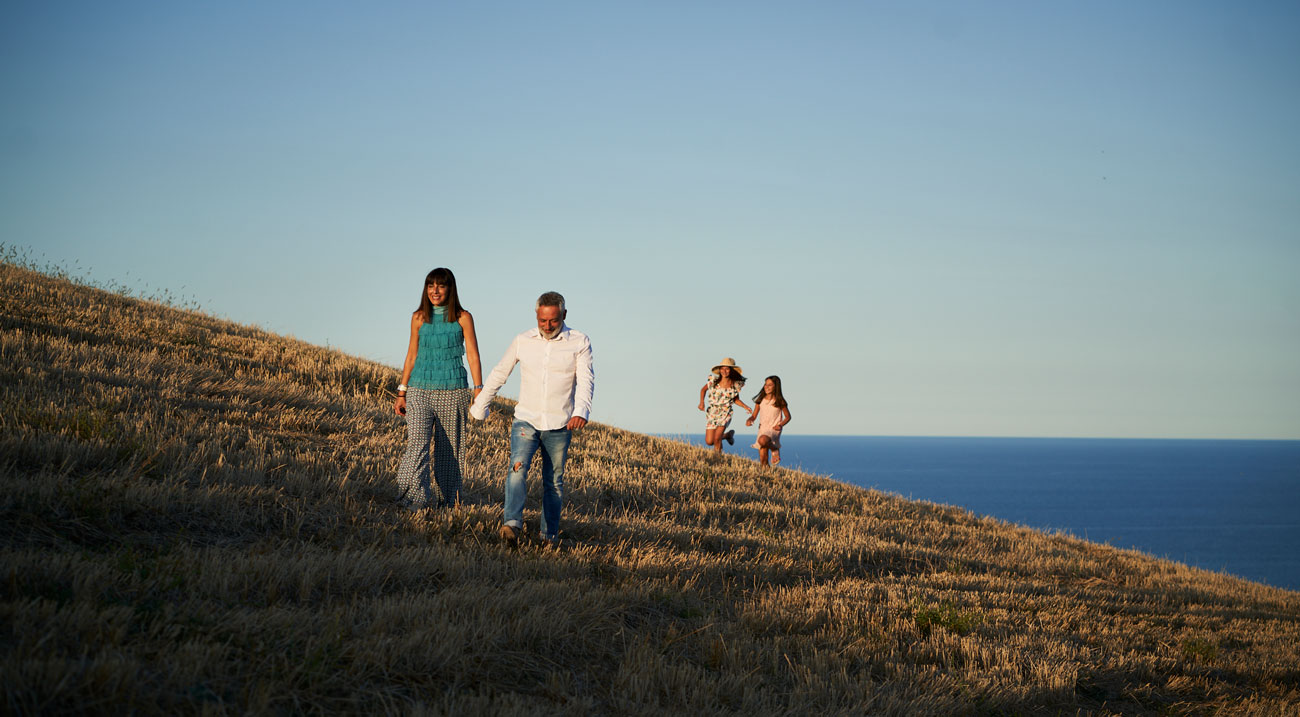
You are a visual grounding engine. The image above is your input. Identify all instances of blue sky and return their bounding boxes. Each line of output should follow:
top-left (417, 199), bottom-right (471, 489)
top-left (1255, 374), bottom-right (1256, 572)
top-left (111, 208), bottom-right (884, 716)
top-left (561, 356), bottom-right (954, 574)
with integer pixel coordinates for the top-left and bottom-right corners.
top-left (4, 1), bottom-right (1298, 438)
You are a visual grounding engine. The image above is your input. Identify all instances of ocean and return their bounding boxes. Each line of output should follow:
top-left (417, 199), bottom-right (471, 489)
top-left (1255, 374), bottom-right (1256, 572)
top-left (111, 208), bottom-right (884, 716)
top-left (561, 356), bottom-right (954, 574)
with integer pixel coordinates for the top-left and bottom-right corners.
top-left (665, 434), bottom-right (1300, 591)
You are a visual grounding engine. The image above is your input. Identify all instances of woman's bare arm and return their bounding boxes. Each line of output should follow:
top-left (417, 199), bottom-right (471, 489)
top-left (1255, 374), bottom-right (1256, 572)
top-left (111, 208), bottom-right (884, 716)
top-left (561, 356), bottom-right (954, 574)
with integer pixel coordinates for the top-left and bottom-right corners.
top-left (459, 310), bottom-right (484, 399)
top-left (395, 312), bottom-right (422, 415)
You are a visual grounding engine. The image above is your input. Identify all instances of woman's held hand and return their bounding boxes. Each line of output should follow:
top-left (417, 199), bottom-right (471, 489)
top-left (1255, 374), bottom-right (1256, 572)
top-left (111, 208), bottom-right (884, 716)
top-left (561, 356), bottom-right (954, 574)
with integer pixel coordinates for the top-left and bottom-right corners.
top-left (395, 396), bottom-right (407, 416)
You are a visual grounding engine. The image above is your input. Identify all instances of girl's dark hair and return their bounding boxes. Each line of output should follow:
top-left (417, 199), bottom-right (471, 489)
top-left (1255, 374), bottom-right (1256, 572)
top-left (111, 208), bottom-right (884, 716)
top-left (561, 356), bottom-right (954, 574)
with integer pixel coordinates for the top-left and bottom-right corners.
top-left (416, 267), bottom-right (465, 324)
top-left (754, 375), bottom-right (787, 409)
top-left (712, 366), bottom-right (746, 386)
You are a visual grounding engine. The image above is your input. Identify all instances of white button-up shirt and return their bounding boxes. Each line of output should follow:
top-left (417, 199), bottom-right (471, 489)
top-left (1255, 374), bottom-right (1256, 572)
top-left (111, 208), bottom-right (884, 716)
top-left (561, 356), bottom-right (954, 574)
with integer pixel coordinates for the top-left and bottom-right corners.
top-left (468, 324), bottom-right (594, 430)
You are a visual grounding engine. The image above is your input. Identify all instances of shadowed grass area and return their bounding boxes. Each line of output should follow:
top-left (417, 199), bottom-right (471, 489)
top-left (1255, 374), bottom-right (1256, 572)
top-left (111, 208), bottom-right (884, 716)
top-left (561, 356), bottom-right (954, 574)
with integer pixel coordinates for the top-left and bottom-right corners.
top-left (2, 258), bottom-right (1298, 715)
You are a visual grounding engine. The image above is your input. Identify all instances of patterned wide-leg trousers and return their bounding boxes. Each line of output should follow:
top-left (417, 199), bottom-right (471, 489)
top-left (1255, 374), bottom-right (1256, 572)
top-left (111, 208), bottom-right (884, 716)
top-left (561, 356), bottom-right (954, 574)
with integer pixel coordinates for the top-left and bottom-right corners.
top-left (396, 387), bottom-right (473, 507)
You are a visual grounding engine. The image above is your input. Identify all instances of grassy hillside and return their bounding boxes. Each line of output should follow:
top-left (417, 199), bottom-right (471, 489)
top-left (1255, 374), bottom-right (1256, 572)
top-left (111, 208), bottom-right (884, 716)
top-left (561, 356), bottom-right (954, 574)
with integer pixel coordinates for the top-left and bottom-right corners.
top-left (2, 259), bottom-right (1298, 715)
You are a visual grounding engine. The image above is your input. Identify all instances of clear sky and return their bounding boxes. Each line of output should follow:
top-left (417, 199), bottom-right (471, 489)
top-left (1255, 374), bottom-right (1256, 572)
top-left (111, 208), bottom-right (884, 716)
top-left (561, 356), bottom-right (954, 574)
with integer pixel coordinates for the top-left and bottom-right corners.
top-left (4, 1), bottom-right (1298, 438)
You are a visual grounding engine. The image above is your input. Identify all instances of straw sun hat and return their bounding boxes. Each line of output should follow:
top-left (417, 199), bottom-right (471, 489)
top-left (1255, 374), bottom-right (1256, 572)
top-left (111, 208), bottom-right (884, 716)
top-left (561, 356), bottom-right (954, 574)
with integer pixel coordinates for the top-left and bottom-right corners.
top-left (711, 357), bottom-right (743, 377)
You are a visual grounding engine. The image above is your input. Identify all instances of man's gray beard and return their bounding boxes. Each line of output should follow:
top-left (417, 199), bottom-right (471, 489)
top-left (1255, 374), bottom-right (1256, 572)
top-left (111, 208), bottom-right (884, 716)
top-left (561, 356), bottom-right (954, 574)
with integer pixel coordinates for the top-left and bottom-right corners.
top-left (541, 326), bottom-right (562, 339)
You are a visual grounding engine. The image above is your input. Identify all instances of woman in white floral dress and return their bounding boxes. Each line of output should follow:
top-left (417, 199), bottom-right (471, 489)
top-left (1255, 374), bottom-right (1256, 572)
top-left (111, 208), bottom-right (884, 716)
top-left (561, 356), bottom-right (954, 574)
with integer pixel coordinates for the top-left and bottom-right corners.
top-left (696, 358), bottom-right (751, 455)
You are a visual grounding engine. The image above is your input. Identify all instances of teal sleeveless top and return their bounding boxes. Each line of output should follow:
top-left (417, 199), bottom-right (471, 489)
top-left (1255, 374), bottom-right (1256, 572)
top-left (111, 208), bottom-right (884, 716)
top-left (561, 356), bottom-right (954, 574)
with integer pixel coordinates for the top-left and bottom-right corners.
top-left (409, 307), bottom-right (468, 390)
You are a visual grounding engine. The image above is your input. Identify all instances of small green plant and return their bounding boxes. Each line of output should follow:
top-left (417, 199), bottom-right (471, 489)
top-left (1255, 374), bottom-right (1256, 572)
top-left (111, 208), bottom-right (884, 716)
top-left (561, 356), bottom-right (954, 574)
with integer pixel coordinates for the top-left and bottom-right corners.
top-left (1181, 637), bottom-right (1219, 662)
top-left (911, 599), bottom-right (982, 637)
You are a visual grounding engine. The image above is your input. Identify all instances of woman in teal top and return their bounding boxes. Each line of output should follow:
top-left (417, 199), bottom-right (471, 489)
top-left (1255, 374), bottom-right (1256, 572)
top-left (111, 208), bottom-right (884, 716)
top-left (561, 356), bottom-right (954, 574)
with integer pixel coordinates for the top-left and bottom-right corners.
top-left (394, 268), bottom-right (483, 510)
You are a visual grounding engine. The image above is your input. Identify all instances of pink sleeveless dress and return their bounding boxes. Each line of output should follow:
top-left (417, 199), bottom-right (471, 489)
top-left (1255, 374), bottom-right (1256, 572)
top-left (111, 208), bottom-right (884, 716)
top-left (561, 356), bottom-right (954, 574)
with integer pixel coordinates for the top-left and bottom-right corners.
top-left (755, 398), bottom-right (783, 450)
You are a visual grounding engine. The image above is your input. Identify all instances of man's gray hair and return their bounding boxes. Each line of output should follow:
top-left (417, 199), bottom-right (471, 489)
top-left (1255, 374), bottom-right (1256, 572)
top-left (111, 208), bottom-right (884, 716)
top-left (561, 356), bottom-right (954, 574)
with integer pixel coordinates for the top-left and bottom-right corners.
top-left (536, 291), bottom-right (565, 312)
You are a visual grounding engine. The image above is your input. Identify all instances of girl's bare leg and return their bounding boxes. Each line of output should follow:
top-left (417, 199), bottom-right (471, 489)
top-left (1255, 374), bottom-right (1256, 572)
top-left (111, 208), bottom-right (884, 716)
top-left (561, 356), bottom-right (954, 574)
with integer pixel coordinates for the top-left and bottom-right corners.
top-left (705, 427), bottom-right (724, 453)
top-left (757, 434), bottom-right (780, 465)
top-left (756, 435), bottom-right (771, 467)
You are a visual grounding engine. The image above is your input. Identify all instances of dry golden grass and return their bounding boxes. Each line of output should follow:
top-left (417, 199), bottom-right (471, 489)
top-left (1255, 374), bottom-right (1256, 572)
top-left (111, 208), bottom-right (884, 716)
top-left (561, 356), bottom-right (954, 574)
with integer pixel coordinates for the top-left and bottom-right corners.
top-left (2, 258), bottom-right (1298, 715)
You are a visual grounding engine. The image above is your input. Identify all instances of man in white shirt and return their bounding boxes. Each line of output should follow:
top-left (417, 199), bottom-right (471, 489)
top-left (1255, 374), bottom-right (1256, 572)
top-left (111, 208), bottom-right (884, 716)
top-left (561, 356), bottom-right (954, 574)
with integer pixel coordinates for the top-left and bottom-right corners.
top-left (468, 291), bottom-right (594, 548)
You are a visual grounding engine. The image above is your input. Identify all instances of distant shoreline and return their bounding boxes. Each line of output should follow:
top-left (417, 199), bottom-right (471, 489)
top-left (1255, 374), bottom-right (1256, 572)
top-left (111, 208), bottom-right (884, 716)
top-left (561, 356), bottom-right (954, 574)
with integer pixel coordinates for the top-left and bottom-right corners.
top-left (657, 432), bottom-right (1300, 443)
top-left (659, 433), bottom-right (1300, 592)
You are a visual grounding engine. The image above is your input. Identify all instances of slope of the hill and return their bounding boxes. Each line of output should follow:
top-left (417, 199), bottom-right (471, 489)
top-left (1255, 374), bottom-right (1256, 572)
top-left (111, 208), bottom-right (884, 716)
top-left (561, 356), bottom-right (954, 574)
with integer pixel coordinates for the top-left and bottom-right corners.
top-left (2, 260), bottom-right (1297, 715)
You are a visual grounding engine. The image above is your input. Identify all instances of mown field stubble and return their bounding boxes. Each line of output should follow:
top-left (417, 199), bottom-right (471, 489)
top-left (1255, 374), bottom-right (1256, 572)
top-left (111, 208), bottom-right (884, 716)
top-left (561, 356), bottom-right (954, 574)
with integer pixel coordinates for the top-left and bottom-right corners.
top-left (2, 258), bottom-right (1298, 715)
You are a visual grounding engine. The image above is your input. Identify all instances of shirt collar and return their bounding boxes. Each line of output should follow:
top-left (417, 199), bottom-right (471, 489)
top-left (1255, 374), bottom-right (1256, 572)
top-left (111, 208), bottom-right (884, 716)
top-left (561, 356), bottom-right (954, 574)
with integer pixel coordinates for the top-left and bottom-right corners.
top-left (528, 323), bottom-right (569, 341)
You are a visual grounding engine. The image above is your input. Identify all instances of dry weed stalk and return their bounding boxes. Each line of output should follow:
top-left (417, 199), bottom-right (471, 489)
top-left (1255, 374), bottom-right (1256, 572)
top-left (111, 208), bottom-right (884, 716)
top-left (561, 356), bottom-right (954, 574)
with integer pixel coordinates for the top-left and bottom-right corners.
top-left (2, 260), bottom-right (1298, 715)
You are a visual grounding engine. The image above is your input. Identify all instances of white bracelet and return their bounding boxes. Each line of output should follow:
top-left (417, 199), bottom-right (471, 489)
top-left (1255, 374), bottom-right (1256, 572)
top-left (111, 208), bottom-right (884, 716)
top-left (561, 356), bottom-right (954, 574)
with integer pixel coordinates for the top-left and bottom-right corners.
top-left (397, 384), bottom-right (408, 392)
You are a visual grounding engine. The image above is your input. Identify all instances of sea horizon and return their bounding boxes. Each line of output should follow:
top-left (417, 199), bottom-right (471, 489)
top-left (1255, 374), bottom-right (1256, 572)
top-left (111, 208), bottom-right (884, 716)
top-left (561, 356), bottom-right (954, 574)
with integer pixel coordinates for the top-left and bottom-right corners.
top-left (657, 433), bottom-right (1300, 592)
top-left (660, 432), bottom-right (1300, 443)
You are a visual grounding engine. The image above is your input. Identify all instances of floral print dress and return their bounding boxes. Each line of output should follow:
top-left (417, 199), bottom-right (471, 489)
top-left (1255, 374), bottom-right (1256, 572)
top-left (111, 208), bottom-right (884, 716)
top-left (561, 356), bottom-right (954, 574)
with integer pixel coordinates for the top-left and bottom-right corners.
top-left (704, 374), bottom-right (743, 429)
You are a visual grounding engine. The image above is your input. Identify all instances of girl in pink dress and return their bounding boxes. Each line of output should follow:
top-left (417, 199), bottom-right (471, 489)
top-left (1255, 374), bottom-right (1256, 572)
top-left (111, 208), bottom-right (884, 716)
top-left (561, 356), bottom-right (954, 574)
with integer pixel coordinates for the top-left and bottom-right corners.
top-left (746, 375), bottom-right (791, 468)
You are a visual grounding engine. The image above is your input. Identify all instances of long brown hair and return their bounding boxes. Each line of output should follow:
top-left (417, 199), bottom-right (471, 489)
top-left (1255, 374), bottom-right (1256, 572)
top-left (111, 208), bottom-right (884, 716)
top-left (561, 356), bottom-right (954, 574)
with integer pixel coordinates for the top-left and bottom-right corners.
top-left (416, 267), bottom-right (465, 324)
top-left (753, 375), bottom-right (787, 409)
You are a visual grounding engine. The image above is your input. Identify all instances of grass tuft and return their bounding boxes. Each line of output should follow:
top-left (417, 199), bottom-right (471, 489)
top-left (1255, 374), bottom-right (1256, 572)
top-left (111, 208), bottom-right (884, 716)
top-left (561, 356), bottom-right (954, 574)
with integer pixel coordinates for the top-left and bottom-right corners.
top-left (910, 599), bottom-right (983, 637)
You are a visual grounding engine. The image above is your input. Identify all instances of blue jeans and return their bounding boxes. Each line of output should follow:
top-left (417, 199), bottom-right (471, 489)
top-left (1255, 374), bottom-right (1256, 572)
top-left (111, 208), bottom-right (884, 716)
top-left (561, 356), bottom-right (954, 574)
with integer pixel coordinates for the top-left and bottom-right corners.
top-left (504, 419), bottom-right (571, 539)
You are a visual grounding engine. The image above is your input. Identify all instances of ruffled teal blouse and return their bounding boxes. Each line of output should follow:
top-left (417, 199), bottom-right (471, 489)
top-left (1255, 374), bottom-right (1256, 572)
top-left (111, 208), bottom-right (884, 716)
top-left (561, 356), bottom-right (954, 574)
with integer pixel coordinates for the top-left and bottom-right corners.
top-left (409, 307), bottom-right (468, 390)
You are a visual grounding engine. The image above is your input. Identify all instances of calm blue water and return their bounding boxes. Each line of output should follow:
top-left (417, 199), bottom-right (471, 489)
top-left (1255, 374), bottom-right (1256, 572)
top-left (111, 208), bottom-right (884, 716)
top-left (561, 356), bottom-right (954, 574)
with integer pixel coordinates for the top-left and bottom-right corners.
top-left (666, 434), bottom-right (1300, 591)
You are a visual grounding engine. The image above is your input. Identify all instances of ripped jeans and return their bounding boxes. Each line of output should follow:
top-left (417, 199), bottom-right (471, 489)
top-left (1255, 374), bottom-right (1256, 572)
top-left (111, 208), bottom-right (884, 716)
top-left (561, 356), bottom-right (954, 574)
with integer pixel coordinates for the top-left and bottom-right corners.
top-left (504, 419), bottom-right (571, 539)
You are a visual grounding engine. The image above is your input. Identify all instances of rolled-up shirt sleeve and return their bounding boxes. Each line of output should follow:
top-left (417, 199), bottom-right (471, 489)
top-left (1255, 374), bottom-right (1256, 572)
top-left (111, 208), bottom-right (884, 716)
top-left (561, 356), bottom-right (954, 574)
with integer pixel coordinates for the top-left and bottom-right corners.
top-left (572, 335), bottom-right (594, 421)
top-left (468, 335), bottom-right (519, 420)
